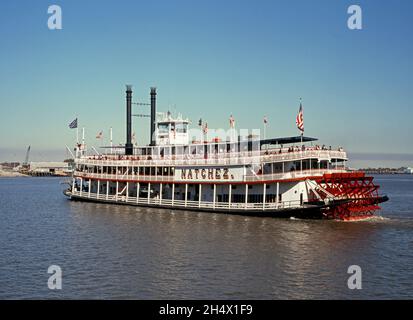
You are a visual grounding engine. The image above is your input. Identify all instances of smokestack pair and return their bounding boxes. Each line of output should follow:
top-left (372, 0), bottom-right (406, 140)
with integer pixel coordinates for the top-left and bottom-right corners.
top-left (125, 85), bottom-right (157, 155)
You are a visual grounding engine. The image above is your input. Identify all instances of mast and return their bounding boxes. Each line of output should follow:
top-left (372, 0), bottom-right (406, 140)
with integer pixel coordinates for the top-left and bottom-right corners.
top-left (125, 85), bottom-right (133, 155)
top-left (150, 87), bottom-right (157, 146)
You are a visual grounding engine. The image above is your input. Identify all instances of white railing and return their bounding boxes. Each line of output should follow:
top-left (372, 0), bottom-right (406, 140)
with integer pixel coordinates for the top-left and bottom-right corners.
top-left (76, 150), bottom-right (347, 168)
top-left (70, 190), bottom-right (303, 211)
top-left (73, 168), bottom-right (346, 183)
top-left (244, 169), bottom-right (347, 182)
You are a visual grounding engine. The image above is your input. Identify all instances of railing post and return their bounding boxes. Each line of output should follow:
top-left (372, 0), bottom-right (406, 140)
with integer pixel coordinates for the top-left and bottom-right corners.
top-left (185, 184), bottom-right (188, 207)
top-left (228, 184), bottom-right (232, 209)
top-left (213, 184), bottom-right (216, 209)
top-left (147, 182), bottom-right (151, 204)
top-left (79, 178), bottom-right (83, 197)
top-left (276, 182), bottom-right (279, 209)
top-left (126, 181), bottom-right (129, 202)
top-left (198, 184), bottom-right (202, 208)
top-left (97, 180), bottom-right (100, 199)
top-left (159, 183), bottom-right (163, 205)
top-left (106, 180), bottom-right (109, 200)
top-left (172, 183), bottom-right (175, 206)
top-left (88, 179), bottom-right (91, 198)
top-left (245, 183), bottom-right (248, 209)
top-left (263, 183), bottom-right (266, 210)
top-left (115, 181), bottom-right (119, 201)
top-left (136, 182), bottom-right (140, 203)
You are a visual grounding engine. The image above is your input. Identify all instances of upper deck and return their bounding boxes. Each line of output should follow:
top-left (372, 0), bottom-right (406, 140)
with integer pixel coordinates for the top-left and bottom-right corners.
top-left (76, 145), bottom-right (347, 167)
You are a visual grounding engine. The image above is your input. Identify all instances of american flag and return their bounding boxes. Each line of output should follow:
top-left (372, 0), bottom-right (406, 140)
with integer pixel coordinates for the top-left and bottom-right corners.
top-left (229, 115), bottom-right (235, 128)
top-left (96, 131), bottom-right (103, 139)
top-left (68, 118), bottom-right (78, 129)
top-left (296, 102), bottom-right (304, 132)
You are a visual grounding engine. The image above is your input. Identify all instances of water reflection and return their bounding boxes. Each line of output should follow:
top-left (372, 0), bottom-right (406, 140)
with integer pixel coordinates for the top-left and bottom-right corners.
top-left (66, 201), bottom-right (393, 299)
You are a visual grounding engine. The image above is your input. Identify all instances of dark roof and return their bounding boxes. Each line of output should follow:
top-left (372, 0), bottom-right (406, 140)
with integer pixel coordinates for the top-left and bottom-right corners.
top-left (259, 136), bottom-right (318, 146)
top-left (100, 136), bottom-right (318, 149)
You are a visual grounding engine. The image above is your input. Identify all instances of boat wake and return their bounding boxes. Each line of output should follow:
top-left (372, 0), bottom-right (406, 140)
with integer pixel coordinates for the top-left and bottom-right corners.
top-left (337, 215), bottom-right (391, 223)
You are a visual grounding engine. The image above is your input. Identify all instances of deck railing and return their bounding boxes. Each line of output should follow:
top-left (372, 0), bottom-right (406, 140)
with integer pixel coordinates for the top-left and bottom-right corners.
top-left (76, 150), bottom-right (347, 167)
top-left (70, 190), bottom-right (303, 210)
top-left (73, 168), bottom-right (346, 182)
top-left (244, 169), bottom-right (347, 182)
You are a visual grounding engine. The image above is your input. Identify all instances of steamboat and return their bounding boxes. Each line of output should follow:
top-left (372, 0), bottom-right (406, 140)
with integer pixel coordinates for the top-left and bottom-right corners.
top-left (64, 85), bottom-right (388, 221)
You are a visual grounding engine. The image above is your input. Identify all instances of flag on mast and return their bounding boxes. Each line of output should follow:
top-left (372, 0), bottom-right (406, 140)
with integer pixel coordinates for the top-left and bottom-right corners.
top-left (263, 116), bottom-right (268, 124)
top-left (69, 118), bottom-right (78, 129)
top-left (229, 114), bottom-right (235, 128)
top-left (296, 101), bottom-right (304, 133)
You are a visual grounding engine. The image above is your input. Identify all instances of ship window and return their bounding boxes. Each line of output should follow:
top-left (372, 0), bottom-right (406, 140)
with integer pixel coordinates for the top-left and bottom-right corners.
top-left (176, 122), bottom-right (187, 133)
top-left (157, 167), bottom-right (162, 176)
top-left (158, 123), bottom-right (169, 134)
top-left (176, 146), bottom-right (184, 155)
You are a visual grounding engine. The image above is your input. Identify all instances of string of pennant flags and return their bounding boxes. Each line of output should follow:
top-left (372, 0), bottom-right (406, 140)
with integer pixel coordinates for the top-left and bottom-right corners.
top-left (67, 100), bottom-right (304, 144)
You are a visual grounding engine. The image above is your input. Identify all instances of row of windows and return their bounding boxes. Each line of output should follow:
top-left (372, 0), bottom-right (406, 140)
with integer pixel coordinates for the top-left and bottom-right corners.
top-left (78, 165), bottom-right (175, 176)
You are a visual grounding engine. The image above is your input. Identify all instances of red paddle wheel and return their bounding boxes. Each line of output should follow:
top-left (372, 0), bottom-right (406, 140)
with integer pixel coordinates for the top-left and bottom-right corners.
top-left (312, 172), bottom-right (386, 221)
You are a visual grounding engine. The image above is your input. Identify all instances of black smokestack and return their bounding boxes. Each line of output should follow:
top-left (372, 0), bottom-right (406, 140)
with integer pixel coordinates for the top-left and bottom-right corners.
top-left (125, 85), bottom-right (133, 155)
top-left (150, 87), bottom-right (157, 146)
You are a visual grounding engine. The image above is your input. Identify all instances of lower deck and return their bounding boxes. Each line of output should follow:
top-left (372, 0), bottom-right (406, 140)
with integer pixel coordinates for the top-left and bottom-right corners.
top-left (65, 189), bottom-right (330, 219)
top-left (70, 178), bottom-right (311, 212)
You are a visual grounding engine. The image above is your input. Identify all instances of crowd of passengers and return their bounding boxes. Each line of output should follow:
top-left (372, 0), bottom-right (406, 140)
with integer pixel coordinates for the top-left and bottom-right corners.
top-left (87, 145), bottom-right (344, 161)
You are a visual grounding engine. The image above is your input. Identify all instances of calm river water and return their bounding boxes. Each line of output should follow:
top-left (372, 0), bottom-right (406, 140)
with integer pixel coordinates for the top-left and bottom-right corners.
top-left (0, 175), bottom-right (412, 299)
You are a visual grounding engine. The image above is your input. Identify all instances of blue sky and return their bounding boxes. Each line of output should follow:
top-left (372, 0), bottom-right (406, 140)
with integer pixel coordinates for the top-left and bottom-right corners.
top-left (0, 0), bottom-right (412, 166)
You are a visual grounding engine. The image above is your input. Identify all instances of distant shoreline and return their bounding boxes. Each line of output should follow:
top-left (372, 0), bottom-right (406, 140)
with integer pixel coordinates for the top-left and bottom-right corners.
top-left (358, 168), bottom-right (413, 175)
top-left (0, 172), bottom-right (28, 178)
top-left (0, 166), bottom-right (28, 178)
